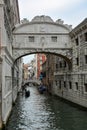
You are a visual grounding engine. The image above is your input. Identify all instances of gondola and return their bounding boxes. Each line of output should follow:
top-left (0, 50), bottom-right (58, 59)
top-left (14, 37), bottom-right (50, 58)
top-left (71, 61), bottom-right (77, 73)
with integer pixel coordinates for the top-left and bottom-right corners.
top-left (25, 88), bottom-right (30, 97)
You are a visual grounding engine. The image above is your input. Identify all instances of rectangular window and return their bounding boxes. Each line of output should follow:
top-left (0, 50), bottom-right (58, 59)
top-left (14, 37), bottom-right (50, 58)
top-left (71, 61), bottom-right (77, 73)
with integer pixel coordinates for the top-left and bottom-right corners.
top-left (80, 35), bottom-right (83, 42)
top-left (59, 81), bottom-right (61, 89)
top-left (84, 84), bottom-right (87, 92)
top-left (51, 36), bottom-right (57, 42)
top-left (69, 81), bottom-right (72, 89)
top-left (76, 57), bottom-right (79, 65)
top-left (56, 64), bottom-right (58, 69)
top-left (55, 81), bottom-right (57, 86)
top-left (85, 55), bottom-right (87, 64)
top-left (64, 61), bottom-right (66, 67)
top-left (60, 62), bottom-right (62, 68)
top-left (75, 38), bottom-right (79, 46)
top-left (64, 81), bottom-right (66, 88)
top-left (29, 36), bottom-right (34, 42)
top-left (75, 82), bottom-right (78, 90)
top-left (84, 33), bottom-right (87, 41)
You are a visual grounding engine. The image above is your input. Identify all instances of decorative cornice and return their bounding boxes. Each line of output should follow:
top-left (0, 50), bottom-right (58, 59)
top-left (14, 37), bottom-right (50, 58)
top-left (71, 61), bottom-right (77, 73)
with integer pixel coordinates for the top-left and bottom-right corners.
top-left (15, 15), bottom-right (72, 32)
top-left (70, 18), bottom-right (87, 38)
top-left (13, 32), bottom-right (69, 35)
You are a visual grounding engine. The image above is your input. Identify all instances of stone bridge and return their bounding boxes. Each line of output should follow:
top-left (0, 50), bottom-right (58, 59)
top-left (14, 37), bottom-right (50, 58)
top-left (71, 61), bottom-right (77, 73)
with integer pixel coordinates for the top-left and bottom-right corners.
top-left (24, 79), bottom-right (41, 86)
top-left (12, 15), bottom-right (72, 64)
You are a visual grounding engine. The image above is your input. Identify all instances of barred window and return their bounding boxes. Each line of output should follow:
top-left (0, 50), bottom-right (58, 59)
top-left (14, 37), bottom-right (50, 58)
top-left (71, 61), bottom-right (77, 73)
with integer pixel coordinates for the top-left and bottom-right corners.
top-left (84, 33), bottom-right (87, 41)
top-left (84, 84), bottom-right (87, 92)
top-left (64, 81), bottom-right (66, 88)
top-left (59, 81), bottom-right (61, 89)
top-left (76, 57), bottom-right (79, 65)
top-left (64, 61), bottom-right (66, 67)
top-left (51, 36), bottom-right (57, 42)
top-left (85, 55), bottom-right (87, 64)
top-left (55, 81), bottom-right (57, 86)
top-left (56, 64), bottom-right (58, 69)
top-left (69, 81), bottom-right (72, 89)
top-left (29, 36), bottom-right (34, 42)
top-left (60, 62), bottom-right (62, 68)
top-left (75, 38), bottom-right (79, 46)
top-left (75, 82), bottom-right (78, 90)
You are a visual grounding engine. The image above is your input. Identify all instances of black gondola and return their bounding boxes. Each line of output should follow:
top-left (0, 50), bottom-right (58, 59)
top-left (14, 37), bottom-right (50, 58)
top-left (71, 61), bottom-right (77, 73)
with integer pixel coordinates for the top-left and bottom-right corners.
top-left (25, 89), bottom-right (30, 97)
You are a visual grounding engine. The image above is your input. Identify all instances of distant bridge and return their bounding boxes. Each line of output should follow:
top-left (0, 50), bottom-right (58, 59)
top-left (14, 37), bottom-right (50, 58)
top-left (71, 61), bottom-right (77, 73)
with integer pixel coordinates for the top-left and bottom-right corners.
top-left (24, 79), bottom-right (41, 86)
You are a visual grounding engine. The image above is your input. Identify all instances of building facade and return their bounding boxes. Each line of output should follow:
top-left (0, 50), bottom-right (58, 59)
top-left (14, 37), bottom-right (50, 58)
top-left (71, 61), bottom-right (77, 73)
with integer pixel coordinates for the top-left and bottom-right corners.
top-left (36, 54), bottom-right (46, 79)
top-left (23, 63), bottom-right (29, 80)
top-left (45, 18), bottom-right (87, 108)
top-left (28, 58), bottom-right (36, 80)
top-left (27, 17), bottom-right (87, 109)
top-left (0, 0), bottom-right (23, 127)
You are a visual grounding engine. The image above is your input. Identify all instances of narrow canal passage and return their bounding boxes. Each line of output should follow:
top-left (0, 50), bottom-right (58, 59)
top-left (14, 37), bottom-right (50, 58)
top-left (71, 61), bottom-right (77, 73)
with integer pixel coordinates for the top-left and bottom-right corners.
top-left (6, 86), bottom-right (87, 130)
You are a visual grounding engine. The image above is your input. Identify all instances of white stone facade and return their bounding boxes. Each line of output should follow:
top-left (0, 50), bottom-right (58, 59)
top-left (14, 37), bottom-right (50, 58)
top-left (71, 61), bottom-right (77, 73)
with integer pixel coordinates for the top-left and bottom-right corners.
top-left (13, 16), bottom-right (72, 63)
top-left (53, 18), bottom-right (87, 108)
top-left (0, 0), bottom-right (23, 127)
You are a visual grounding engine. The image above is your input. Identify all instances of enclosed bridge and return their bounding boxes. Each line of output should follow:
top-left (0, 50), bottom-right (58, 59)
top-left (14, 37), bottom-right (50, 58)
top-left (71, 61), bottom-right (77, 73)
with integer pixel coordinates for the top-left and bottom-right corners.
top-left (13, 15), bottom-right (72, 65)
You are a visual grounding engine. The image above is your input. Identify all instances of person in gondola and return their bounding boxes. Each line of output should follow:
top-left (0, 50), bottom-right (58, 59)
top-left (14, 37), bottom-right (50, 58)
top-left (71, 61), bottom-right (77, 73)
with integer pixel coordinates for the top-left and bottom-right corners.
top-left (25, 88), bottom-right (30, 97)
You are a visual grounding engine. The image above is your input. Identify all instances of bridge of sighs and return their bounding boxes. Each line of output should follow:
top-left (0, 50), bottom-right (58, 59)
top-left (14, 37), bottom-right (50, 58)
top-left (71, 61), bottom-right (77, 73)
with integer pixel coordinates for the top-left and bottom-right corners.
top-left (12, 15), bottom-right (72, 65)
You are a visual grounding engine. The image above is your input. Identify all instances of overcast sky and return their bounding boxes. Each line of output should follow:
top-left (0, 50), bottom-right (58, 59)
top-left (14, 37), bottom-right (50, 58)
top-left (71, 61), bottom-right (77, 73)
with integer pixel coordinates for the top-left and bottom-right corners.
top-left (18, 0), bottom-right (87, 63)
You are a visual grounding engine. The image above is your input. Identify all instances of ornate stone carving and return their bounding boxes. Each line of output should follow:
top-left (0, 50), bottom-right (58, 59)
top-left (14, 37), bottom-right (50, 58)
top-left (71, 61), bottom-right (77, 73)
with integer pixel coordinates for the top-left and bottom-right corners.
top-left (21, 18), bottom-right (29, 24)
top-left (40, 25), bottom-right (46, 32)
top-left (31, 15), bottom-right (54, 23)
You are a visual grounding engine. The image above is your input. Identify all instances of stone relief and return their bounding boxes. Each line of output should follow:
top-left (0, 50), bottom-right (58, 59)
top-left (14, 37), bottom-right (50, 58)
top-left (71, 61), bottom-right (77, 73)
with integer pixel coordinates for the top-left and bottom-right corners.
top-left (40, 25), bottom-right (46, 32)
top-left (31, 15), bottom-right (53, 23)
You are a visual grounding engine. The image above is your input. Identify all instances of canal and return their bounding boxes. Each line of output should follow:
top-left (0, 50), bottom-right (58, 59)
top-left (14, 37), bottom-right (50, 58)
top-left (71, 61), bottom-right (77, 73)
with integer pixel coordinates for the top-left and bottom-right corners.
top-left (6, 86), bottom-right (87, 130)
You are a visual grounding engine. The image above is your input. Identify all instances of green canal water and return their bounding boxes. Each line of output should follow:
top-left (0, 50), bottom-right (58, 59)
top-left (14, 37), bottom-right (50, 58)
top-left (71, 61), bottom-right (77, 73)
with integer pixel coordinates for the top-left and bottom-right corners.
top-left (6, 86), bottom-right (87, 130)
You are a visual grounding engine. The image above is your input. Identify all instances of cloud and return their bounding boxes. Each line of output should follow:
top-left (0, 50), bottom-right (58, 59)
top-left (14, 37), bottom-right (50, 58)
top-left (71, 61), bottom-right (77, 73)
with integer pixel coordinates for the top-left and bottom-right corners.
top-left (19, 0), bottom-right (83, 10)
top-left (23, 55), bottom-right (34, 63)
top-left (31, 0), bottom-right (82, 10)
top-left (19, 0), bottom-right (83, 20)
top-left (18, 0), bottom-right (87, 27)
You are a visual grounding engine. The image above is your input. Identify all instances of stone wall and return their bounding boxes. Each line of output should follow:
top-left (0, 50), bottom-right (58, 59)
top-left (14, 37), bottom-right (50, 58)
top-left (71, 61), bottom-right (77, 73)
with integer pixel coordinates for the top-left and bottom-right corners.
top-left (0, 0), bottom-right (21, 127)
top-left (53, 18), bottom-right (87, 108)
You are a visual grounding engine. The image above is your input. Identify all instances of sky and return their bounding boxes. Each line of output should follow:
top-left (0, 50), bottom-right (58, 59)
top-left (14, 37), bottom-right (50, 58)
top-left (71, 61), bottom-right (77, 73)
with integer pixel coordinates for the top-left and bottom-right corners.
top-left (18, 0), bottom-right (87, 63)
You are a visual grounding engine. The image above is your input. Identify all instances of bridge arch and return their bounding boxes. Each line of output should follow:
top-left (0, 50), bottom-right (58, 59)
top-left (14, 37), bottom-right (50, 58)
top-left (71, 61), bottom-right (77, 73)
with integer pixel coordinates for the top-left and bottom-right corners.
top-left (14, 51), bottom-right (72, 68)
top-left (12, 15), bottom-right (72, 66)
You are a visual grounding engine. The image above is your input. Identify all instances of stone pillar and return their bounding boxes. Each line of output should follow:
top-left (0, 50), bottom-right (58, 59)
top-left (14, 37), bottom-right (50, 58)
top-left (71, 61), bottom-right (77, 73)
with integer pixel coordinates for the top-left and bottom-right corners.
top-left (0, 0), bottom-right (4, 128)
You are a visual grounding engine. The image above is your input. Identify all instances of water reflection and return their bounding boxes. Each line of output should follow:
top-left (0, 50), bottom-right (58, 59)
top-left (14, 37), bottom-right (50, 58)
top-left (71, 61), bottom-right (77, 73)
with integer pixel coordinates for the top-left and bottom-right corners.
top-left (6, 86), bottom-right (87, 130)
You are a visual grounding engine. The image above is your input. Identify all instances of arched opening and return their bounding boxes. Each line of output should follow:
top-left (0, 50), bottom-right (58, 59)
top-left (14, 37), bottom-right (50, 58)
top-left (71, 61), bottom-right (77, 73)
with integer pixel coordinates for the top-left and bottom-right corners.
top-left (12, 51), bottom-right (72, 98)
top-left (14, 52), bottom-right (72, 67)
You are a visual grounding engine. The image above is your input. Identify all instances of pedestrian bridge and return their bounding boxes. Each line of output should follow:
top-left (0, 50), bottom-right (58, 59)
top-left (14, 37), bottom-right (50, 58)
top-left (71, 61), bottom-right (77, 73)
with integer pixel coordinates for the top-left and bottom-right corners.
top-left (12, 15), bottom-right (72, 64)
top-left (24, 79), bottom-right (41, 86)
